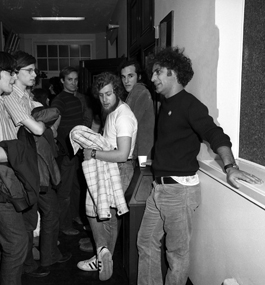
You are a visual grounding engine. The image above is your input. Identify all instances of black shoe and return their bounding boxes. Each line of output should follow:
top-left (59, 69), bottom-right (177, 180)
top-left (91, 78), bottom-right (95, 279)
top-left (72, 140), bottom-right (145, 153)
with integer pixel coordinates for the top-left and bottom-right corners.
top-left (57, 252), bottom-right (72, 263)
top-left (26, 266), bottom-right (50, 277)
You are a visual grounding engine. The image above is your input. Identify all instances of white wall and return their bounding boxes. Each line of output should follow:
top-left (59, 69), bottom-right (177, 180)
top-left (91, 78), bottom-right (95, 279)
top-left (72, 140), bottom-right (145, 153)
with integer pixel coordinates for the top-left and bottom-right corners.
top-left (191, 168), bottom-right (265, 285)
top-left (154, 1), bottom-right (265, 284)
top-left (154, 0), bottom-right (244, 160)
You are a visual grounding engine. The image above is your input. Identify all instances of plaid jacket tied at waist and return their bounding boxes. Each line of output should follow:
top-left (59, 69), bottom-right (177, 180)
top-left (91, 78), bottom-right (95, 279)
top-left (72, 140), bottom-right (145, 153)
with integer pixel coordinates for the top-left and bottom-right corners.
top-left (70, 125), bottom-right (129, 219)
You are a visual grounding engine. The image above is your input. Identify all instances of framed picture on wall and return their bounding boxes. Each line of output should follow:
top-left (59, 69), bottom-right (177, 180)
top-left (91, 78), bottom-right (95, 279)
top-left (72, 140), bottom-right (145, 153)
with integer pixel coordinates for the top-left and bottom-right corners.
top-left (159, 10), bottom-right (174, 49)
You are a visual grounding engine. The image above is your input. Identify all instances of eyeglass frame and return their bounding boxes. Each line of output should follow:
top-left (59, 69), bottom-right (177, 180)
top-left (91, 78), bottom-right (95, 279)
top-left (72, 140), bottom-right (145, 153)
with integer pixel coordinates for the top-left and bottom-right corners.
top-left (19, 68), bottom-right (38, 75)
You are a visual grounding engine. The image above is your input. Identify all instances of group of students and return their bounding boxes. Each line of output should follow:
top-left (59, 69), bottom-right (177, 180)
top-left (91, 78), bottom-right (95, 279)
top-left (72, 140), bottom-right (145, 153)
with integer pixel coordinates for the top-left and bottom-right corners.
top-left (0, 46), bottom-right (262, 285)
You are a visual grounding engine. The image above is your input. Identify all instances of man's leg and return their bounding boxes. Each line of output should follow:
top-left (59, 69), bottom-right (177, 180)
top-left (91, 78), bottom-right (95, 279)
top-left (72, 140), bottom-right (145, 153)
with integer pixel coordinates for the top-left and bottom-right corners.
top-left (57, 155), bottom-right (79, 234)
top-left (163, 183), bottom-right (201, 285)
top-left (0, 202), bottom-right (28, 285)
top-left (38, 187), bottom-right (62, 266)
top-left (22, 203), bottom-right (38, 274)
top-left (137, 185), bottom-right (164, 285)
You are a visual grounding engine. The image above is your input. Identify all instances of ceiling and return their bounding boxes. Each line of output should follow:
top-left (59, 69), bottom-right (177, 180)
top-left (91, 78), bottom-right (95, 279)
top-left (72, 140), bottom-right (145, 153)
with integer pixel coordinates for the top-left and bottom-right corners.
top-left (0, 0), bottom-right (119, 34)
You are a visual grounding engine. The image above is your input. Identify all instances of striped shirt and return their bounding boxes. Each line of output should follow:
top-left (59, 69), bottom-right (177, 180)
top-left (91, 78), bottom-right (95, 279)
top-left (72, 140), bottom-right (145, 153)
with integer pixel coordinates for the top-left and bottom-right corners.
top-left (2, 85), bottom-right (42, 139)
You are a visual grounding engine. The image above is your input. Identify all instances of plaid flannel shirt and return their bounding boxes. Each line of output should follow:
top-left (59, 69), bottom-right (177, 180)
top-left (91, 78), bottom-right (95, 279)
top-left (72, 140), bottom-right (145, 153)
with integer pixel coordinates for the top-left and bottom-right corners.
top-left (70, 125), bottom-right (129, 219)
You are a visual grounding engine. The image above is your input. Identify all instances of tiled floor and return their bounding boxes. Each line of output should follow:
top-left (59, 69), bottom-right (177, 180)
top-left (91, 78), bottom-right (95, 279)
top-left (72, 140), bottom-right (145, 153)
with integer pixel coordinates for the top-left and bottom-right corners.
top-left (22, 221), bottom-right (194, 285)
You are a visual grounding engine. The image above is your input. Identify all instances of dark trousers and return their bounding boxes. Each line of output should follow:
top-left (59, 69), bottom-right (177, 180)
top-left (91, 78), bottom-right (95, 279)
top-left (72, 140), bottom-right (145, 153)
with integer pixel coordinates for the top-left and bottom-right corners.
top-left (57, 155), bottom-right (79, 231)
top-left (23, 186), bottom-right (62, 272)
top-left (0, 202), bottom-right (28, 285)
top-left (38, 187), bottom-right (62, 266)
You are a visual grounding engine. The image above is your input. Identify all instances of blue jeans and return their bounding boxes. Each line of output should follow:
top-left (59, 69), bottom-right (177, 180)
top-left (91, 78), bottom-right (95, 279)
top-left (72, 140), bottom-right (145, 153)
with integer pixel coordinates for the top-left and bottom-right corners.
top-left (88, 160), bottom-right (134, 254)
top-left (137, 181), bottom-right (201, 285)
top-left (0, 202), bottom-right (28, 285)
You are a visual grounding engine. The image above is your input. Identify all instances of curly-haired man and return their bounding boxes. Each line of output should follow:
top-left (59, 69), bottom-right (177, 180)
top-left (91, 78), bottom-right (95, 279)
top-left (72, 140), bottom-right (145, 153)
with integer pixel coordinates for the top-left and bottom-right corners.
top-left (137, 47), bottom-right (262, 285)
top-left (77, 72), bottom-right (137, 281)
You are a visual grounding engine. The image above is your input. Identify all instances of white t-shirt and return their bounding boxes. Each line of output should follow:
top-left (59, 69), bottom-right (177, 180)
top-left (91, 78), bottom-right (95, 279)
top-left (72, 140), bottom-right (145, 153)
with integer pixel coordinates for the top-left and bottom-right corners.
top-left (103, 102), bottom-right (138, 159)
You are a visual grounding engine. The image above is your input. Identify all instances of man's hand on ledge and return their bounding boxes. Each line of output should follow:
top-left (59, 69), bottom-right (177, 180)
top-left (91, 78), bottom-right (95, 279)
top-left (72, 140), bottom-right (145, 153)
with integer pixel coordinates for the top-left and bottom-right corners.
top-left (227, 168), bottom-right (264, 188)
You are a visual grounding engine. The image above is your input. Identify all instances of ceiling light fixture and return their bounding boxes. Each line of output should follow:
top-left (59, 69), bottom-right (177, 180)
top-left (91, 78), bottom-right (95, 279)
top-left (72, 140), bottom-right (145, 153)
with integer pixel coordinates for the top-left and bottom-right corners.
top-left (32, 17), bottom-right (85, 21)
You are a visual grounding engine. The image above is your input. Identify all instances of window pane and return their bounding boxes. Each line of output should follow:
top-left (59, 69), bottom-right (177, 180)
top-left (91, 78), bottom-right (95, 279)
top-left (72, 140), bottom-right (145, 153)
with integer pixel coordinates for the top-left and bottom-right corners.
top-left (48, 59), bottom-right (58, 71)
top-left (37, 45), bottom-right (47, 57)
top-left (70, 45), bottom-right (79, 57)
top-left (48, 45), bottom-right (57, 57)
top-left (81, 45), bottom-right (91, 57)
top-left (37, 59), bottom-right (47, 71)
top-left (70, 58), bottom-right (79, 69)
top-left (59, 59), bottom-right (69, 70)
top-left (59, 45), bottom-right (69, 57)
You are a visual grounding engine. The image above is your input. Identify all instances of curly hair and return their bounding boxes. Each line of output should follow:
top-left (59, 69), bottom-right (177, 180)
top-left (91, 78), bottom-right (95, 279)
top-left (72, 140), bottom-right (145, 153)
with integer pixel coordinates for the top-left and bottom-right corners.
top-left (92, 72), bottom-right (125, 99)
top-left (148, 46), bottom-right (194, 87)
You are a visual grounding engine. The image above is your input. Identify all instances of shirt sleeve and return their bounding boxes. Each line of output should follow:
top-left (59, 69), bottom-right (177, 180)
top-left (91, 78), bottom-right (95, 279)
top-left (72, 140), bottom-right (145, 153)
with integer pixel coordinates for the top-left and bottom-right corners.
top-left (4, 94), bottom-right (32, 126)
top-left (116, 115), bottom-right (137, 138)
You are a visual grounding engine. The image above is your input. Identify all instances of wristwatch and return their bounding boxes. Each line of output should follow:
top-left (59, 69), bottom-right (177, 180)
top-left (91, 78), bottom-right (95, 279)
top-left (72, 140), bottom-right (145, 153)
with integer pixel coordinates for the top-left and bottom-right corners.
top-left (224, 163), bottom-right (239, 173)
top-left (91, 149), bottom-right (97, 159)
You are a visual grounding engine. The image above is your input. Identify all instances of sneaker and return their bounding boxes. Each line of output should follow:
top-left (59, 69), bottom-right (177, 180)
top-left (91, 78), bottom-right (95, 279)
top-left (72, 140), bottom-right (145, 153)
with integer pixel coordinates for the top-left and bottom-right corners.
top-left (79, 237), bottom-right (91, 245)
top-left (80, 241), bottom-right (93, 252)
top-left (61, 228), bottom-right (80, 235)
top-left (97, 246), bottom-right (113, 281)
top-left (77, 255), bottom-right (97, 271)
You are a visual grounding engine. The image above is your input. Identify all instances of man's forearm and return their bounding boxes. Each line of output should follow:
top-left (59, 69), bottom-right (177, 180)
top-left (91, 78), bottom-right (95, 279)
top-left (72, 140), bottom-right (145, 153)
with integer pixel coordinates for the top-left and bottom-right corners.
top-left (216, 146), bottom-right (237, 167)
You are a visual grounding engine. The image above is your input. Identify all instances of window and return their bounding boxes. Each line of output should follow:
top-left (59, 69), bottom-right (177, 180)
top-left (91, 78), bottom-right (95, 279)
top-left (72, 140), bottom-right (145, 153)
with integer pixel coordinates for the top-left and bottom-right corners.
top-left (35, 43), bottom-right (91, 72)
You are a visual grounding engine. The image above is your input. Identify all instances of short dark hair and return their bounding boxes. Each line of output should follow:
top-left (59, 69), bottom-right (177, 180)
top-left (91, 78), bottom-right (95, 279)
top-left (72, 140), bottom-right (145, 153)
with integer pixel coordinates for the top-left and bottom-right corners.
top-left (120, 60), bottom-right (142, 78)
top-left (92, 72), bottom-right (125, 100)
top-left (32, 88), bottom-right (50, 107)
top-left (0, 51), bottom-right (17, 71)
top-left (12, 50), bottom-right (36, 70)
top-left (59, 66), bottom-right (78, 81)
top-left (148, 46), bottom-right (194, 87)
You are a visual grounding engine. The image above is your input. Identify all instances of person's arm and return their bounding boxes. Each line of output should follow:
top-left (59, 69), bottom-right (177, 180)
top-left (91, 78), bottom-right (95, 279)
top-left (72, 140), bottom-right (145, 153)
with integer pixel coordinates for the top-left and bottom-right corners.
top-left (83, 136), bottom-right (132, 163)
top-left (21, 117), bottom-right (46, 136)
top-left (0, 147), bottom-right (8, 163)
top-left (50, 115), bottom-right (61, 138)
top-left (217, 146), bottom-right (263, 188)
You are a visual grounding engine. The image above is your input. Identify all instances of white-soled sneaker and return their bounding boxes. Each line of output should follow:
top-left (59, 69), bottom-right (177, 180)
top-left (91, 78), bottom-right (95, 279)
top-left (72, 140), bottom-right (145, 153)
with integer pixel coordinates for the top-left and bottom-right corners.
top-left (97, 246), bottom-right (113, 281)
top-left (77, 255), bottom-right (97, 271)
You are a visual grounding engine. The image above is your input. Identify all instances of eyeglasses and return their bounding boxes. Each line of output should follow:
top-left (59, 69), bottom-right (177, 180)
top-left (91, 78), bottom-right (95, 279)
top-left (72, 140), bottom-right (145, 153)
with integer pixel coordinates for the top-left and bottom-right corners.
top-left (1, 69), bottom-right (18, 76)
top-left (20, 68), bottom-right (38, 75)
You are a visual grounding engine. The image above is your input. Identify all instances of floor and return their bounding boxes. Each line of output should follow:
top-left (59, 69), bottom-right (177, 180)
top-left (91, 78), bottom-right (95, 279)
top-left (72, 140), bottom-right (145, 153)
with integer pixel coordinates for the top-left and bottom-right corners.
top-left (22, 221), bottom-right (129, 285)
top-left (21, 220), bottom-right (194, 285)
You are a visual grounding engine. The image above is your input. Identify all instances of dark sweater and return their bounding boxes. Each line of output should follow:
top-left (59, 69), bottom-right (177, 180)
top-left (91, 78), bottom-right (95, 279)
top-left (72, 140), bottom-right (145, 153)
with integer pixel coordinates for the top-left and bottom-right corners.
top-left (152, 90), bottom-right (232, 177)
top-left (51, 90), bottom-right (84, 155)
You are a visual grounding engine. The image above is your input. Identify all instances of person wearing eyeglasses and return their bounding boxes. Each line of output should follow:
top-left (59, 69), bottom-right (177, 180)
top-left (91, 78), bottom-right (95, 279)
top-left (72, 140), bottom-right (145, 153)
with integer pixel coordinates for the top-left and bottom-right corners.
top-left (3, 51), bottom-right (71, 278)
top-left (0, 51), bottom-right (28, 285)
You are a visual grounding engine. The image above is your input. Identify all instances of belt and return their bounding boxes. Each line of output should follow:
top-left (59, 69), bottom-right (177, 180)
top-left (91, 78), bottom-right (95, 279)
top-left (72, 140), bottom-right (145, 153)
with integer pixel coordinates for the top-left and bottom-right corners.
top-left (155, 177), bottom-right (179, 184)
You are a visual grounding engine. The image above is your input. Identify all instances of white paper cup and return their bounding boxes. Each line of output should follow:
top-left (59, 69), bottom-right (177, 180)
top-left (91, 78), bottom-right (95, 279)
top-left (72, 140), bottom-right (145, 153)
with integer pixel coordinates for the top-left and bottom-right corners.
top-left (138, 155), bottom-right (147, 167)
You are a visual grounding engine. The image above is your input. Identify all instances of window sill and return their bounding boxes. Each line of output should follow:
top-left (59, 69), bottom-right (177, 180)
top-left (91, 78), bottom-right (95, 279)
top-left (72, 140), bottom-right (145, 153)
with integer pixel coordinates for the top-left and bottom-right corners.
top-left (198, 158), bottom-right (265, 209)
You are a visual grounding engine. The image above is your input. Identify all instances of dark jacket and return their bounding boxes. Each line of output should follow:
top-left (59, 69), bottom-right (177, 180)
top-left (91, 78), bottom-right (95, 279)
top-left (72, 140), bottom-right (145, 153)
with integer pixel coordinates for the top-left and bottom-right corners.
top-left (18, 107), bottom-right (61, 193)
top-left (0, 140), bottom-right (40, 211)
